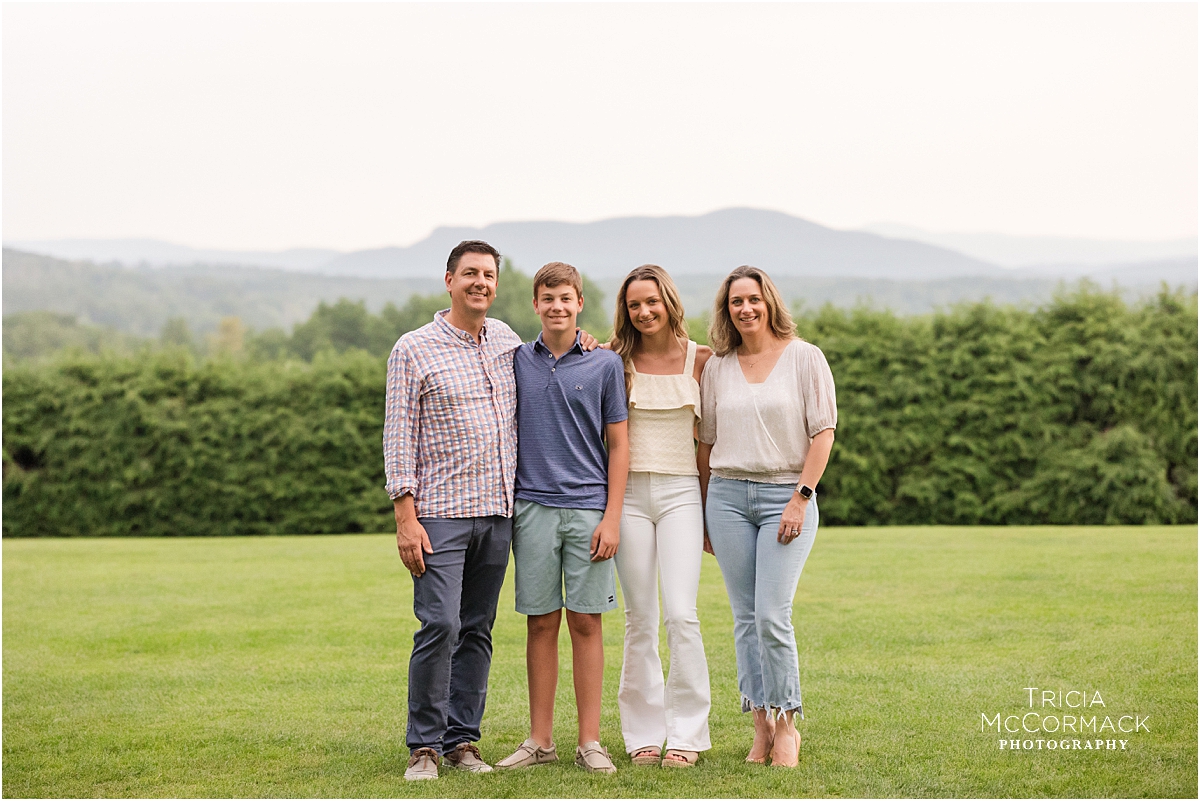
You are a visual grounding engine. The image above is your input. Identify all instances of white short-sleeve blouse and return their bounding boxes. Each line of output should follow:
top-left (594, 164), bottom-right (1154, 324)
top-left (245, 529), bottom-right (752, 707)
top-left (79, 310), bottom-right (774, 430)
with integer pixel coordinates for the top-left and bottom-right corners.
top-left (698, 338), bottom-right (837, 485)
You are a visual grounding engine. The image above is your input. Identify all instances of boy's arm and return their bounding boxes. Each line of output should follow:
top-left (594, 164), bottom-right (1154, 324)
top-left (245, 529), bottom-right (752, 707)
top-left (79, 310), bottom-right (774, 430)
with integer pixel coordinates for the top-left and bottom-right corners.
top-left (591, 419), bottom-right (629, 561)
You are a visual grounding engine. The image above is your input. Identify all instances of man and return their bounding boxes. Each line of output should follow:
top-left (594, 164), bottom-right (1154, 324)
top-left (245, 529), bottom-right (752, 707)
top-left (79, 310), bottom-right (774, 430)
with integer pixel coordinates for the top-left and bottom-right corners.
top-left (384, 242), bottom-right (596, 781)
top-left (495, 262), bottom-right (629, 774)
top-left (384, 240), bottom-right (520, 781)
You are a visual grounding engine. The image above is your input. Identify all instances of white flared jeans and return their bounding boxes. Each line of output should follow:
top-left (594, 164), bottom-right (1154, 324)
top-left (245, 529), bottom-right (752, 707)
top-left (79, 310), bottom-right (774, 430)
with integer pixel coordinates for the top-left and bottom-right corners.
top-left (614, 472), bottom-right (712, 753)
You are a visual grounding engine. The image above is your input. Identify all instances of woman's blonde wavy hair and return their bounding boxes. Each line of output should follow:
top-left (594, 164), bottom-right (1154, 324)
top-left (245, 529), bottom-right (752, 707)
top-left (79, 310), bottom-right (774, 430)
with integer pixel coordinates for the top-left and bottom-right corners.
top-left (708, 265), bottom-right (796, 356)
top-left (611, 265), bottom-right (690, 396)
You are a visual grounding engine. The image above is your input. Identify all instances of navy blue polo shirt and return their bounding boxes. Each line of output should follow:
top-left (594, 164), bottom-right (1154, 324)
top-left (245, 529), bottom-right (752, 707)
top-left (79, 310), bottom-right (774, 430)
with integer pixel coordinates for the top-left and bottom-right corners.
top-left (514, 332), bottom-right (628, 511)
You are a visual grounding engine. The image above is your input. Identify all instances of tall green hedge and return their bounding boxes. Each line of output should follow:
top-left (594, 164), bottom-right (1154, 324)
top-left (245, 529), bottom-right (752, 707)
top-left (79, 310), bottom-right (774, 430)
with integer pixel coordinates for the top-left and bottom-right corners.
top-left (808, 286), bottom-right (1196, 525)
top-left (3, 350), bottom-right (392, 536)
top-left (3, 287), bottom-right (1194, 535)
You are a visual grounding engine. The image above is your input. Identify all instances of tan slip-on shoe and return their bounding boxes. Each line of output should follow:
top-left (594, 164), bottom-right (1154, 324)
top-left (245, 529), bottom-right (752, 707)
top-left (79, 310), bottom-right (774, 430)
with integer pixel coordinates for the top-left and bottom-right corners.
top-left (575, 742), bottom-right (617, 774)
top-left (495, 738), bottom-right (558, 769)
top-left (444, 742), bottom-right (493, 773)
top-left (404, 747), bottom-right (440, 781)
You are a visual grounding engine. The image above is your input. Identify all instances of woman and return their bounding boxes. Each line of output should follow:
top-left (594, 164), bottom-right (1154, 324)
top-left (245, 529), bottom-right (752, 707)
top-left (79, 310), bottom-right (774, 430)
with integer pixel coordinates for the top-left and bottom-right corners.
top-left (611, 264), bottom-right (713, 768)
top-left (697, 265), bottom-right (836, 768)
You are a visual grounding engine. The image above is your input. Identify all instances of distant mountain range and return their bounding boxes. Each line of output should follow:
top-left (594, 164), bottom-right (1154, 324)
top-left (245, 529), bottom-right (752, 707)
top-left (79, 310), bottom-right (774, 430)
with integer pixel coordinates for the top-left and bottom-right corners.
top-left (3, 238), bottom-right (343, 273)
top-left (1, 249), bottom-right (443, 337)
top-left (6, 248), bottom-right (1193, 342)
top-left (10, 208), bottom-right (1196, 286)
top-left (316, 209), bottom-right (1002, 280)
top-left (861, 222), bottom-right (1197, 269)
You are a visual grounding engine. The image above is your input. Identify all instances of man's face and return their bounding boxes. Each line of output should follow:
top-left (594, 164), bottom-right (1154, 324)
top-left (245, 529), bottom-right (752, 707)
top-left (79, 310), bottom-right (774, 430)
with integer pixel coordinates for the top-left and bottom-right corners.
top-left (445, 252), bottom-right (499, 316)
top-left (532, 283), bottom-right (583, 335)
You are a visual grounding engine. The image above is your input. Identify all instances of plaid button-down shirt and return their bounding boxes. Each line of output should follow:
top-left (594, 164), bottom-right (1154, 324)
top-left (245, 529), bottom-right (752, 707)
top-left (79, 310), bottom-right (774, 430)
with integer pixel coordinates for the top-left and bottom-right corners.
top-left (383, 310), bottom-right (522, 518)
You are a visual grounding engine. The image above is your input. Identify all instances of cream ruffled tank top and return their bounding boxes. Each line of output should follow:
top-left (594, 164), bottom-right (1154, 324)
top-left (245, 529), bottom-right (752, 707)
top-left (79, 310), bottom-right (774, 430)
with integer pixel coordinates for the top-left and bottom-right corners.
top-left (627, 339), bottom-right (701, 476)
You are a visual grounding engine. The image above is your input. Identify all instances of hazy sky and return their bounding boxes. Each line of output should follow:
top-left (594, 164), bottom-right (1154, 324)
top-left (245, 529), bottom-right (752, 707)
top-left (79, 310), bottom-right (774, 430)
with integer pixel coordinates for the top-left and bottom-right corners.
top-left (4, 2), bottom-right (1196, 251)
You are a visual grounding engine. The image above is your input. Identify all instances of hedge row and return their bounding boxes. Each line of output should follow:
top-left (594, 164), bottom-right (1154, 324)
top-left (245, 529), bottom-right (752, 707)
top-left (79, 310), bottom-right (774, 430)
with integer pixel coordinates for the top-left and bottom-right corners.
top-left (3, 286), bottom-right (1195, 535)
top-left (3, 351), bottom-right (391, 536)
top-left (809, 287), bottom-right (1196, 525)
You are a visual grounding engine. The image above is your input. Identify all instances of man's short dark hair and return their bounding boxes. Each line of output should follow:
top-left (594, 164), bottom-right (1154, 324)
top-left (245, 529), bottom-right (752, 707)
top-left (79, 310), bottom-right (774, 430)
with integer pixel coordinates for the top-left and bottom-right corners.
top-left (447, 240), bottom-right (501, 275)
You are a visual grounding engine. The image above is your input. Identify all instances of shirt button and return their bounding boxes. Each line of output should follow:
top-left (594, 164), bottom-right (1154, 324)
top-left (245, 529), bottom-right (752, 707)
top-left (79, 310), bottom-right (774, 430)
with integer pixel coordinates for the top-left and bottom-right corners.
top-left (551, 367), bottom-right (556, 372)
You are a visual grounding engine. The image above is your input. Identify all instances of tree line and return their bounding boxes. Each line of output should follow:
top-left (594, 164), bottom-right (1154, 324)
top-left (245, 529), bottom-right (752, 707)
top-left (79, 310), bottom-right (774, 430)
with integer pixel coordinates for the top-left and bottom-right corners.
top-left (1, 247), bottom-right (445, 340)
top-left (4, 260), bottom-right (611, 364)
top-left (2, 272), bottom-right (1194, 535)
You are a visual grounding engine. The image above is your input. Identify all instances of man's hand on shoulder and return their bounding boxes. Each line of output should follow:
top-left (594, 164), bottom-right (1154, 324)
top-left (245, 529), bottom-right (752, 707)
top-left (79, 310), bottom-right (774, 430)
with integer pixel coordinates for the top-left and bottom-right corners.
top-left (394, 495), bottom-right (433, 576)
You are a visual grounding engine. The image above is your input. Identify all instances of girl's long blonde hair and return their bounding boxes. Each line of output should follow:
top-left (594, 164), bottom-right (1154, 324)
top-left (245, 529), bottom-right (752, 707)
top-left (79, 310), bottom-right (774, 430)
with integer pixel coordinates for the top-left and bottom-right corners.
top-left (611, 265), bottom-right (690, 395)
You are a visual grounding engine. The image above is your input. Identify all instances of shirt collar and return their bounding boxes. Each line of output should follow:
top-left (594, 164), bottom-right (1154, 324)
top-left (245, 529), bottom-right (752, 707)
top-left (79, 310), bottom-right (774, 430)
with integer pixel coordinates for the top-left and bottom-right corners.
top-left (532, 330), bottom-right (583, 357)
top-left (435, 309), bottom-right (488, 343)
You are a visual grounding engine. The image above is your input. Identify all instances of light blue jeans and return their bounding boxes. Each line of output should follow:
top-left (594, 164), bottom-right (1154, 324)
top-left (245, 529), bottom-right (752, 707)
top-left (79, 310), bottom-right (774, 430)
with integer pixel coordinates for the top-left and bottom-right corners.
top-left (704, 476), bottom-right (817, 717)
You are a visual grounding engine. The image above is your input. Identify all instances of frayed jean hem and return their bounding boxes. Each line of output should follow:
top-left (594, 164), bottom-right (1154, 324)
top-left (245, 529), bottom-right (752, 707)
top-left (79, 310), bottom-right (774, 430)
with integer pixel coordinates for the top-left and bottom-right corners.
top-left (741, 695), bottom-right (804, 720)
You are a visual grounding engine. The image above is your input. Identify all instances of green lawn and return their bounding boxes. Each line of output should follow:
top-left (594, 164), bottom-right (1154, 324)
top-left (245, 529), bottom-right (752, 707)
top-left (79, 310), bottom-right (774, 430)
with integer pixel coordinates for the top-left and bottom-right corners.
top-left (3, 527), bottom-right (1196, 798)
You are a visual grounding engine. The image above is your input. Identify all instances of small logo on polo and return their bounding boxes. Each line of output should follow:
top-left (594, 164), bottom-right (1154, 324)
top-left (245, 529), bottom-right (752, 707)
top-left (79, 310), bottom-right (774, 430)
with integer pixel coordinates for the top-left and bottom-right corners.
top-left (608, 595), bottom-right (615, 602)
top-left (576, 385), bottom-right (583, 390)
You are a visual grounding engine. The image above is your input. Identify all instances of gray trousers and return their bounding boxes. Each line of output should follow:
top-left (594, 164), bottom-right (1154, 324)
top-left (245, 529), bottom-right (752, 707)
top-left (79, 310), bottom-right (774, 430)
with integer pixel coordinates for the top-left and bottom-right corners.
top-left (406, 515), bottom-right (512, 753)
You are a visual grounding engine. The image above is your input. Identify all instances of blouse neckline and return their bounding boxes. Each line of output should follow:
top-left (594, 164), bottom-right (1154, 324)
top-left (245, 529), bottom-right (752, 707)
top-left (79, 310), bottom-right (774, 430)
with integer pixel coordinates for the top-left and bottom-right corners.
top-left (735, 338), bottom-right (794, 386)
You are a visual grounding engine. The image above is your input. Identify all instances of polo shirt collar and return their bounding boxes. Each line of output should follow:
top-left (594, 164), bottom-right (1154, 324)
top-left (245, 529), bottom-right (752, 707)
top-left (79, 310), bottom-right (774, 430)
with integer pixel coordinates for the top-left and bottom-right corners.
top-left (532, 330), bottom-right (583, 357)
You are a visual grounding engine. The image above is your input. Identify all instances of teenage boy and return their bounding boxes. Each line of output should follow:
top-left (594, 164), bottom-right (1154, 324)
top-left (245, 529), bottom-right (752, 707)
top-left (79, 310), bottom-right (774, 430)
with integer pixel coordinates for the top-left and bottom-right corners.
top-left (385, 243), bottom-right (601, 782)
top-left (496, 262), bottom-right (630, 775)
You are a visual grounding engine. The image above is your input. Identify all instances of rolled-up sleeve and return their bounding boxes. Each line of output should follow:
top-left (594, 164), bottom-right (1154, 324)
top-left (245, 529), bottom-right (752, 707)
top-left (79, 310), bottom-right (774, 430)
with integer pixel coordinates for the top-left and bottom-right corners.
top-left (698, 357), bottom-right (718, 445)
top-left (383, 341), bottom-right (421, 500)
top-left (801, 344), bottom-right (837, 438)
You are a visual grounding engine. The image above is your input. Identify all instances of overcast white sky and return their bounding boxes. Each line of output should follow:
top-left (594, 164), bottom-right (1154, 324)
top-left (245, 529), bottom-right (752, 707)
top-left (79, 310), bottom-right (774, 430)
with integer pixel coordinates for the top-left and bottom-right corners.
top-left (4, 2), bottom-right (1196, 251)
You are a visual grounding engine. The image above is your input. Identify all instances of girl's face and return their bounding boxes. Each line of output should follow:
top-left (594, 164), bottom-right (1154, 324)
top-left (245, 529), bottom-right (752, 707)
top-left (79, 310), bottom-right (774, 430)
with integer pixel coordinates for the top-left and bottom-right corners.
top-left (625, 279), bottom-right (669, 338)
top-left (728, 277), bottom-right (769, 338)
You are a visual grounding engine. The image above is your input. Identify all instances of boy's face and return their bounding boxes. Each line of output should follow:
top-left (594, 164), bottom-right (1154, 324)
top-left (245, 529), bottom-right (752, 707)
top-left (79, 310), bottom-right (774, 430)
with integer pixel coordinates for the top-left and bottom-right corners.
top-left (533, 283), bottom-right (584, 335)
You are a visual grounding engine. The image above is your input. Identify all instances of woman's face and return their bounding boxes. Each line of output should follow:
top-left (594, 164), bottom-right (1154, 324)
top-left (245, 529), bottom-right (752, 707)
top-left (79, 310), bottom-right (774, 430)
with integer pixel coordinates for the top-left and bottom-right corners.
top-left (728, 277), bottom-right (770, 338)
top-left (625, 279), bottom-right (669, 338)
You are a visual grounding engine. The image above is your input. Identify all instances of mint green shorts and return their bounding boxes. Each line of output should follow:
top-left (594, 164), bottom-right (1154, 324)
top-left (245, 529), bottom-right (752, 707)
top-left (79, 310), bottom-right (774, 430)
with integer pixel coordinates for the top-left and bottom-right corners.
top-left (512, 499), bottom-right (618, 616)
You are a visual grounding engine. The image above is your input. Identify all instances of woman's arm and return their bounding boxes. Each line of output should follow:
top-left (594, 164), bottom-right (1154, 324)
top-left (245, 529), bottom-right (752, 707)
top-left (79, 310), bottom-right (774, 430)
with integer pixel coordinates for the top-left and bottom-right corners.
top-left (776, 428), bottom-right (834, 544)
top-left (697, 441), bottom-right (714, 554)
top-left (692, 344), bottom-right (713, 384)
top-left (797, 428), bottom-right (834, 490)
top-left (696, 350), bottom-right (718, 555)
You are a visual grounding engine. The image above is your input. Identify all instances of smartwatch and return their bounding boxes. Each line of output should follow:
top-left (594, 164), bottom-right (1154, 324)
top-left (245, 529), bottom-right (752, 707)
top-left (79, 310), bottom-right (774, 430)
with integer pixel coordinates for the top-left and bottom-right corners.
top-left (798, 484), bottom-right (815, 500)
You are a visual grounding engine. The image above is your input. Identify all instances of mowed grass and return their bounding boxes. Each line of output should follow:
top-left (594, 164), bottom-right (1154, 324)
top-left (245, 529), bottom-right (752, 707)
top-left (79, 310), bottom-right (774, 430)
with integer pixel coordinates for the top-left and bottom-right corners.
top-left (3, 527), bottom-right (1195, 798)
